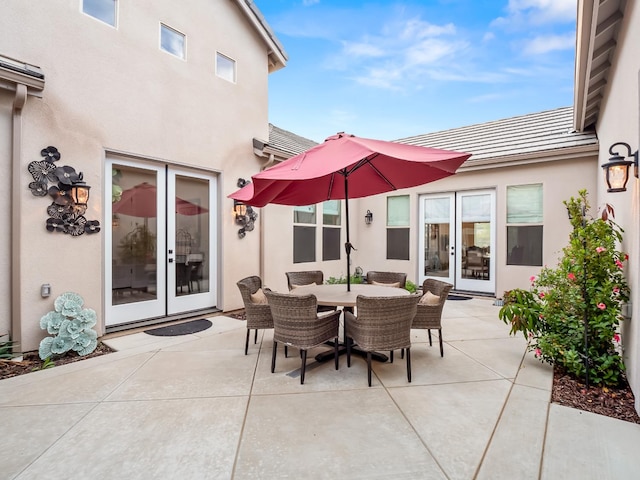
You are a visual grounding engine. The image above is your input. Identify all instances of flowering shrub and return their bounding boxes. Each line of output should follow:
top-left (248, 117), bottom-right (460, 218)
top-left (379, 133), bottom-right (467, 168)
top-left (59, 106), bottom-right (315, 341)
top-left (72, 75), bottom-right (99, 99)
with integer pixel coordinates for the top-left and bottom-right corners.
top-left (499, 190), bottom-right (629, 386)
top-left (38, 292), bottom-right (98, 360)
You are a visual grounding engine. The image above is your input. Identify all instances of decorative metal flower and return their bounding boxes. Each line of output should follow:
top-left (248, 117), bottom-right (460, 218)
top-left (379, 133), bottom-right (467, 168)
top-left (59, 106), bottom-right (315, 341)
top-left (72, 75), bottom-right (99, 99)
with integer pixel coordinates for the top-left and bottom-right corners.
top-left (46, 203), bottom-right (69, 219)
top-left (40, 146), bottom-right (61, 162)
top-left (53, 165), bottom-right (81, 185)
top-left (54, 292), bottom-right (84, 317)
top-left (28, 160), bottom-right (57, 183)
top-left (48, 185), bottom-right (73, 206)
top-left (29, 181), bottom-right (49, 197)
top-left (39, 311), bottom-right (66, 335)
top-left (46, 217), bottom-right (66, 232)
top-left (84, 220), bottom-right (101, 234)
top-left (66, 215), bottom-right (87, 236)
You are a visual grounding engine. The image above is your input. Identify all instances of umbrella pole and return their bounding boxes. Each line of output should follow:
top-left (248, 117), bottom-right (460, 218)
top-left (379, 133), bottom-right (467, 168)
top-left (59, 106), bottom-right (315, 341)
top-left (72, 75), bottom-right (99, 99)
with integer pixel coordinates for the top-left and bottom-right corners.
top-left (344, 176), bottom-right (351, 292)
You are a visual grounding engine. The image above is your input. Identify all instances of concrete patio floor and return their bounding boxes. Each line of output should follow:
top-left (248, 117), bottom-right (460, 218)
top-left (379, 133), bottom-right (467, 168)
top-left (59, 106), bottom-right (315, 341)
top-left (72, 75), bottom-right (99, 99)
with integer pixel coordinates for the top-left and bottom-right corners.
top-left (2, 297), bottom-right (640, 479)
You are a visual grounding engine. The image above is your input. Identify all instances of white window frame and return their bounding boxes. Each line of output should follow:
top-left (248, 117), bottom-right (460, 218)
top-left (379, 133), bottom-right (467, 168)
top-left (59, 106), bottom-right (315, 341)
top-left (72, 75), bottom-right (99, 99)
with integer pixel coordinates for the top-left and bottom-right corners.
top-left (216, 52), bottom-right (236, 83)
top-left (160, 23), bottom-right (186, 60)
top-left (81, 0), bottom-right (117, 27)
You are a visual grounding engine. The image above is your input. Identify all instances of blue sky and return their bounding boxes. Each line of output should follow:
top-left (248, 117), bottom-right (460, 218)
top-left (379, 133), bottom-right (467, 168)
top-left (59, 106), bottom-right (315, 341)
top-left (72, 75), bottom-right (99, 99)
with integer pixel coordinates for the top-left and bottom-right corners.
top-left (252, 0), bottom-right (577, 142)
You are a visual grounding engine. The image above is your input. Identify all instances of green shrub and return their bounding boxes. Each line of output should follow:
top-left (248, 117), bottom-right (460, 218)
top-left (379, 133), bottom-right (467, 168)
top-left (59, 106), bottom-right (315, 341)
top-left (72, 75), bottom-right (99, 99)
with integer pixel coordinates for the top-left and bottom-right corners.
top-left (499, 190), bottom-right (629, 386)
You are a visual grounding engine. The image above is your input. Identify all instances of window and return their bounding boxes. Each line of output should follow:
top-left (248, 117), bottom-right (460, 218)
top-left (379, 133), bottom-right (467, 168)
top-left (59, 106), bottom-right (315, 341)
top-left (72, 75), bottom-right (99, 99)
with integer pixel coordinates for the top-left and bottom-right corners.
top-left (82, 0), bottom-right (116, 26)
top-left (160, 24), bottom-right (186, 59)
top-left (387, 195), bottom-right (410, 260)
top-left (216, 53), bottom-right (236, 82)
top-left (506, 184), bottom-right (543, 266)
top-left (322, 200), bottom-right (341, 261)
top-left (294, 205), bottom-right (316, 263)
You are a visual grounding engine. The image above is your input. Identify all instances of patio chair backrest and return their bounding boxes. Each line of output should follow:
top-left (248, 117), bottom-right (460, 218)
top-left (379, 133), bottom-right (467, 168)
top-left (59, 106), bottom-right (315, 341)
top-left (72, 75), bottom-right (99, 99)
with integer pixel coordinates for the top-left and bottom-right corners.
top-left (285, 270), bottom-right (324, 290)
top-left (365, 271), bottom-right (407, 289)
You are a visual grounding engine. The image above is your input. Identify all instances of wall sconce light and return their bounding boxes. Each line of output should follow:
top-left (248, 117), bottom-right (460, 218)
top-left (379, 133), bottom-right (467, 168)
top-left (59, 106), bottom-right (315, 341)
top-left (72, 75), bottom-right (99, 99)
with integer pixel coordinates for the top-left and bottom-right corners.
top-left (27, 146), bottom-right (101, 236)
top-left (601, 142), bottom-right (639, 193)
top-left (233, 178), bottom-right (257, 238)
top-left (364, 209), bottom-right (373, 225)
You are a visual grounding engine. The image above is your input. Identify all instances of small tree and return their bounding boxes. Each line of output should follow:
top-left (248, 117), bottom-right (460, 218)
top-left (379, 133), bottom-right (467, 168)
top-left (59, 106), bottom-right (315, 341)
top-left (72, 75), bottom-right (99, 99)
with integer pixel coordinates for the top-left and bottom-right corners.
top-left (499, 190), bottom-right (629, 386)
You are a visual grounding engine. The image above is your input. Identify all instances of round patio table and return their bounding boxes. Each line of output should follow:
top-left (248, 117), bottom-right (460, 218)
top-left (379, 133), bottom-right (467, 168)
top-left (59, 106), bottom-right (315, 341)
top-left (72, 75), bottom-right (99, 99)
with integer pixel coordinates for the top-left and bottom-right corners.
top-left (289, 283), bottom-right (411, 363)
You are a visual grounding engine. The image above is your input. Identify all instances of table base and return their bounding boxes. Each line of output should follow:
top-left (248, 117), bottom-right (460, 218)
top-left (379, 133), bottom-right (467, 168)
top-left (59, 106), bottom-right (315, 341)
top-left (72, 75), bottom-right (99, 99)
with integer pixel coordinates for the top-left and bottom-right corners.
top-left (314, 340), bottom-right (389, 363)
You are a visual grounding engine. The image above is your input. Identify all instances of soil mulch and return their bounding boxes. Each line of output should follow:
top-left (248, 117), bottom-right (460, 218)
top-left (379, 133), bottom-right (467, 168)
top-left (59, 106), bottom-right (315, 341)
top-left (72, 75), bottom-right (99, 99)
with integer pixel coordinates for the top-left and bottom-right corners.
top-left (552, 367), bottom-right (640, 424)
top-left (0, 342), bottom-right (116, 380)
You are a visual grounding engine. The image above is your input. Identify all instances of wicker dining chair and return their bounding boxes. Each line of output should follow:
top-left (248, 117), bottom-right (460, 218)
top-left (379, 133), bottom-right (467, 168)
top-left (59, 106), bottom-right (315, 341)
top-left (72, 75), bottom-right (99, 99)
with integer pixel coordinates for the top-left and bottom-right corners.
top-left (264, 290), bottom-right (341, 384)
top-left (412, 279), bottom-right (453, 357)
top-left (236, 276), bottom-right (274, 355)
top-left (365, 271), bottom-right (407, 289)
top-left (285, 270), bottom-right (336, 313)
top-left (345, 294), bottom-right (419, 387)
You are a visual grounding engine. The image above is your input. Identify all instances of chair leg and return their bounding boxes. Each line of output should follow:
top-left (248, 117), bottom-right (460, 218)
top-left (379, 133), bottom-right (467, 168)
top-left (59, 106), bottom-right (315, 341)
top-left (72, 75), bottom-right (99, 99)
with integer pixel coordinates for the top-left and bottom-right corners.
top-left (428, 329), bottom-right (432, 346)
top-left (334, 338), bottom-right (339, 370)
top-left (254, 329), bottom-right (258, 344)
top-left (390, 350), bottom-right (394, 363)
top-left (271, 341), bottom-right (277, 373)
top-left (346, 336), bottom-right (352, 368)
top-left (439, 329), bottom-right (444, 357)
top-left (367, 352), bottom-right (372, 387)
top-left (284, 345), bottom-right (288, 358)
top-left (300, 350), bottom-right (307, 384)
top-left (245, 329), bottom-right (250, 355)
top-left (406, 347), bottom-right (412, 383)
top-left (401, 348), bottom-right (405, 359)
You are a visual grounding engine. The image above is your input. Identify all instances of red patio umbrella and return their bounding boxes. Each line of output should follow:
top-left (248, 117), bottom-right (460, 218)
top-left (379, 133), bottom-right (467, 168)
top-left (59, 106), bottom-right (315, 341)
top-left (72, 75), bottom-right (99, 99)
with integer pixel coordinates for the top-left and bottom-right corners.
top-left (114, 182), bottom-right (209, 217)
top-left (229, 132), bottom-right (471, 289)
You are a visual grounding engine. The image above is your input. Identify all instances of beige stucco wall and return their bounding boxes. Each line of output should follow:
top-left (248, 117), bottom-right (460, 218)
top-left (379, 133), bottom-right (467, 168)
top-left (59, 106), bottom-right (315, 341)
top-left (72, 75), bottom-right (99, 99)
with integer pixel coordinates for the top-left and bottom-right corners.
top-left (595, 1), bottom-right (640, 410)
top-left (262, 155), bottom-right (598, 298)
top-left (1, 0), bottom-right (271, 350)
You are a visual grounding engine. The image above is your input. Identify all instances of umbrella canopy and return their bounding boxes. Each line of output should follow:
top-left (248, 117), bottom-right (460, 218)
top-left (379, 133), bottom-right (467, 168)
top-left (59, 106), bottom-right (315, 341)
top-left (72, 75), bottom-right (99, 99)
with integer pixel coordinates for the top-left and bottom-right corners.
top-left (229, 132), bottom-right (471, 289)
top-left (114, 182), bottom-right (209, 217)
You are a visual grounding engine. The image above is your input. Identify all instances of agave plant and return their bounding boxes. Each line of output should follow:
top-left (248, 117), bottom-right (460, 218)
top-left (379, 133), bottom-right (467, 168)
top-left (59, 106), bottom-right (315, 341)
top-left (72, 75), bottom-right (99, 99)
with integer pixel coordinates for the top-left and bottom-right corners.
top-left (39, 292), bottom-right (98, 360)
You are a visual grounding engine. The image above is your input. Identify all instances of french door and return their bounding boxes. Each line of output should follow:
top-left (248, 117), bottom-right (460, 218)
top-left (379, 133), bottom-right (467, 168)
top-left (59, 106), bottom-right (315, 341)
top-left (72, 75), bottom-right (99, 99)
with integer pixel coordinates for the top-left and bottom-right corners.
top-left (418, 190), bottom-right (495, 294)
top-left (105, 158), bottom-right (217, 327)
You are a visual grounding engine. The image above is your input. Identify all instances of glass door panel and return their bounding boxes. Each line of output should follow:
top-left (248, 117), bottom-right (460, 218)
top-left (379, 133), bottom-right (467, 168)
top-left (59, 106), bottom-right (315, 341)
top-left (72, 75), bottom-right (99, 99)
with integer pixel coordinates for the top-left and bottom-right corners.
top-left (419, 193), bottom-right (455, 286)
top-left (106, 161), bottom-right (166, 326)
top-left (455, 190), bottom-right (495, 293)
top-left (167, 170), bottom-right (217, 314)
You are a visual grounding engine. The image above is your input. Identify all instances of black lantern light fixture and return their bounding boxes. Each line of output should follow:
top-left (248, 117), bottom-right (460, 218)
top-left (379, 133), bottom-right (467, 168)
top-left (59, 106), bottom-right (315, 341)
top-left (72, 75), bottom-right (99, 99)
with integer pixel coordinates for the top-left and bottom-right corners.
top-left (601, 142), bottom-right (638, 193)
top-left (233, 178), bottom-right (257, 238)
top-left (364, 209), bottom-right (373, 225)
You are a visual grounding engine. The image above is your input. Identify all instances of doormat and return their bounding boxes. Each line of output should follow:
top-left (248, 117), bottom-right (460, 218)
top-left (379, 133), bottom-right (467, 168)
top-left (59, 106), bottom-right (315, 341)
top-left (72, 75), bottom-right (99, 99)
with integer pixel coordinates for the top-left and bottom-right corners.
top-left (145, 319), bottom-right (212, 337)
top-left (448, 294), bottom-right (472, 300)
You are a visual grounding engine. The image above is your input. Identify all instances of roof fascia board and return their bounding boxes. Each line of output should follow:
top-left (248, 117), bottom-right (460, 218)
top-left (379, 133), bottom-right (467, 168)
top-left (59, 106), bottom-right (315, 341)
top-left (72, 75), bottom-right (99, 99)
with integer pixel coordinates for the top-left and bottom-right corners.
top-left (233, 0), bottom-right (288, 72)
top-left (0, 65), bottom-right (44, 96)
top-left (459, 144), bottom-right (599, 172)
top-left (574, 0), bottom-right (598, 132)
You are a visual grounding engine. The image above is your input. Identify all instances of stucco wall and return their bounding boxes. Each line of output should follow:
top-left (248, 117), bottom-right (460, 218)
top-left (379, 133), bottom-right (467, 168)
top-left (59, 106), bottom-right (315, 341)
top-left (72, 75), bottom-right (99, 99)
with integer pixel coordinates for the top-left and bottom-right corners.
top-left (595, 1), bottom-right (640, 411)
top-left (262, 155), bottom-right (598, 298)
top-left (0, 0), bottom-right (271, 350)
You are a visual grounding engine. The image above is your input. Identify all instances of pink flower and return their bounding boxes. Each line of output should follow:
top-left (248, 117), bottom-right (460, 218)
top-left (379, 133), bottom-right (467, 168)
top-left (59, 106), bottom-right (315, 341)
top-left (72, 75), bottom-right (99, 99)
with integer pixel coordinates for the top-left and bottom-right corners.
top-left (613, 286), bottom-right (620, 294)
top-left (538, 292), bottom-right (545, 299)
top-left (528, 332), bottom-right (533, 339)
top-left (597, 302), bottom-right (606, 310)
top-left (615, 260), bottom-right (624, 269)
top-left (613, 333), bottom-right (621, 343)
top-left (596, 247), bottom-right (606, 253)
top-left (535, 348), bottom-right (542, 358)
top-left (529, 275), bottom-right (536, 284)
top-left (539, 314), bottom-right (544, 320)
top-left (567, 273), bottom-right (576, 281)
top-left (625, 254), bottom-right (629, 260)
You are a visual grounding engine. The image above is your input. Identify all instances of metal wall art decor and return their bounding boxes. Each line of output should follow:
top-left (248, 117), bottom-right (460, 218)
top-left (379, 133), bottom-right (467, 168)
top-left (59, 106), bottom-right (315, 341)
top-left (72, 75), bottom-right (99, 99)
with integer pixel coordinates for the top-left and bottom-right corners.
top-left (27, 146), bottom-right (101, 236)
top-left (233, 178), bottom-right (257, 238)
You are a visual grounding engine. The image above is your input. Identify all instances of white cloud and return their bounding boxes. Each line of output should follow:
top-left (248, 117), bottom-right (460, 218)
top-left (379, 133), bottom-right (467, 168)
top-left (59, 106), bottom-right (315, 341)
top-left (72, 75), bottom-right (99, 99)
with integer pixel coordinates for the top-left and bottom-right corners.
top-left (493, 0), bottom-right (577, 27)
top-left (342, 41), bottom-right (386, 58)
top-left (523, 32), bottom-right (575, 54)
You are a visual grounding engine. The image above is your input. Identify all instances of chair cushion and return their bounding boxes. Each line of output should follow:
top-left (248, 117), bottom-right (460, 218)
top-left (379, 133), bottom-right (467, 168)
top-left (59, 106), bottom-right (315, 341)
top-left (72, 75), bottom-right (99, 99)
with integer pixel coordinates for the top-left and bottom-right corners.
top-left (419, 291), bottom-right (441, 305)
top-left (291, 282), bottom-right (317, 289)
top-left (250, 288), bottom-right (268, 304)
top-left (371, 280), bottom-right (401, 288)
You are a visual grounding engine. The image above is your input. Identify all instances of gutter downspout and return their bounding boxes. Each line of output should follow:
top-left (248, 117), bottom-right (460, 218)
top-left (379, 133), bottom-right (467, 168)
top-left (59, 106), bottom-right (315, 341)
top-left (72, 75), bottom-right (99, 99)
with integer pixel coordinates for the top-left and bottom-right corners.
top-left (12, 84), bottom-right (27, 352)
